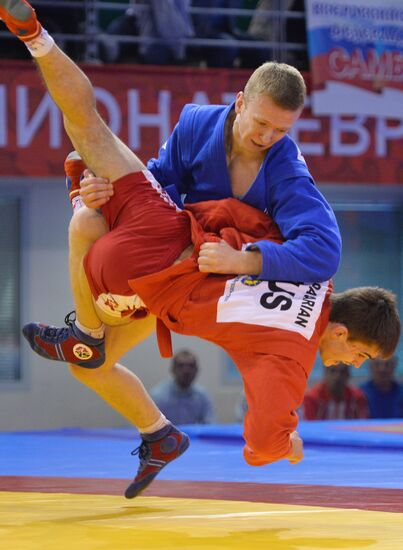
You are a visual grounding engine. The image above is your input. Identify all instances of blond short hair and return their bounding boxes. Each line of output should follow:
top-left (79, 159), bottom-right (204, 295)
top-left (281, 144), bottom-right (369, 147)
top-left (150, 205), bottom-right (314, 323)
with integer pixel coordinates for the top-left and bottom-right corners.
top-left (244, 61), bottom-right (306, 111)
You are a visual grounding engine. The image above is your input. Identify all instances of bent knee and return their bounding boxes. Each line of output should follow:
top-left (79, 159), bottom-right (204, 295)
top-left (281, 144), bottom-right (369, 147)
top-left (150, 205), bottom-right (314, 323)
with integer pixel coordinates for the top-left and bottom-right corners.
top-left (69, 207), bottom-right (108, 244)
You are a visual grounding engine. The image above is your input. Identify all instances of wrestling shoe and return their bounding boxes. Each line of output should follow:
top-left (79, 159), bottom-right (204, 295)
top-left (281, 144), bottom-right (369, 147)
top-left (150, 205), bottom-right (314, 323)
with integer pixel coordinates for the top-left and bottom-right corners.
top-left (22, 311), bottom-right (105, 368)
top-left (64, 151), bottom-right (86, 210)
top-left (0, 0), bottom-right (42, 42)
top-left (125, 424), bottom-right (190, 499)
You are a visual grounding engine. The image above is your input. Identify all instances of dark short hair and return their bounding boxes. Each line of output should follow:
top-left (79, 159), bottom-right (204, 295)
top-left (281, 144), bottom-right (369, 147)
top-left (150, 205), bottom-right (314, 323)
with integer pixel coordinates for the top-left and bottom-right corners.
top-left (329, 287), bottom-right (401, 358)
top-left (172, 349), bottom-right (198, 369)
top-left (244, 61), bottom-right (306, 111)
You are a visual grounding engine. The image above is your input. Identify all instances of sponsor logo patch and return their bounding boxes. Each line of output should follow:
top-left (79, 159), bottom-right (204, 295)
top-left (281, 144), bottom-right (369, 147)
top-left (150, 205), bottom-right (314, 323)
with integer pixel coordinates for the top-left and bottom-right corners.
top-left (240, 276), bottom-right (262, 287)
top-left (73, 343), bottom-right (93, 360)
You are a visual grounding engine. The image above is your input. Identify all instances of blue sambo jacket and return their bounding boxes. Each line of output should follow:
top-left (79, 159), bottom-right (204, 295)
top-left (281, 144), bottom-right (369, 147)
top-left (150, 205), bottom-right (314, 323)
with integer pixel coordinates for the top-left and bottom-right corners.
top-left (148, 102), bottom-right (341, 282)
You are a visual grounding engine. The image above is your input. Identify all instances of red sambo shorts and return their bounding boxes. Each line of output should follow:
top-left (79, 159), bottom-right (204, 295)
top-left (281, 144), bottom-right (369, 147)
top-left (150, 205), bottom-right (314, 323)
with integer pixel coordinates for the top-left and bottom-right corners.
top-left (84, 170), bottom-right (191, 318)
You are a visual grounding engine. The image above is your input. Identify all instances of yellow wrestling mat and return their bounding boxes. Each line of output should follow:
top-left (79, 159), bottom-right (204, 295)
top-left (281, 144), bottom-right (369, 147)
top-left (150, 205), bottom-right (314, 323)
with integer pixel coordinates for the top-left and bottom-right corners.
top-left (1, 492), bottom-right (402, 550)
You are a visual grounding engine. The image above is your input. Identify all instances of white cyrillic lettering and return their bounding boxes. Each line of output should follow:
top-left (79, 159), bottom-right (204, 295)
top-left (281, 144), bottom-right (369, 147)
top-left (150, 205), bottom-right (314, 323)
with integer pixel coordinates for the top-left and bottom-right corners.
top-left (16, 86), bottom-right (61, 148)
top-left (290, 98), bottom-right (324, 155)
top-left (330, 115), bottom-right (369, 156)
top-left (192, 91), bottom-right (210, 105)
top-left (128, 90), bottom-right (171, 149)
top-left (376, 117), bottom-right (403, 157)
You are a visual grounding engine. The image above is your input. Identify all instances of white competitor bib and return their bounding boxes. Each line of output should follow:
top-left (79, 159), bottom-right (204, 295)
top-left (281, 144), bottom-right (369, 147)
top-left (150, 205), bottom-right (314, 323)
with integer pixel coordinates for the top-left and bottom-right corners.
top-left (217, 277), bottom-right (330, 340)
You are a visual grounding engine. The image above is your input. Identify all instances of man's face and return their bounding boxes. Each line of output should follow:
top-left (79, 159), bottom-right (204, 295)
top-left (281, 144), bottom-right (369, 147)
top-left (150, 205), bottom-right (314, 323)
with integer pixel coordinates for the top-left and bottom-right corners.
top-left (320, 325), bottom-right (379, 369)
top-left (233, 91), bottom-right (302, 154)
top-left (325, 364), bottom-right (350, 394)
top-left (370, 359), bottom-right (396, 385)
top-left (172, 361), bottom-right (198, 390)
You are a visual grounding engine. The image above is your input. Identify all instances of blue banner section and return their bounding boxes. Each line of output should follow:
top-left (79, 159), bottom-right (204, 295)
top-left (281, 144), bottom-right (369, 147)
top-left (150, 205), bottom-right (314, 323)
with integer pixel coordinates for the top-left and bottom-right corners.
top-left (308, 28), bottom-right (401, 57)
top-left (305, 0), bottom-right (403, 118)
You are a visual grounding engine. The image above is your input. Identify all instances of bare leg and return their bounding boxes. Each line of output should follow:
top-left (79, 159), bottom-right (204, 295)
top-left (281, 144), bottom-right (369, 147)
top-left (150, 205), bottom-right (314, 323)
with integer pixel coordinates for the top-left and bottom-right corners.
top-left (67, 206), bottom-right (161, 429)
top-left (34, 43), bottom-right (143, 182)
top-left (69, 316), bottom-right (161, 430)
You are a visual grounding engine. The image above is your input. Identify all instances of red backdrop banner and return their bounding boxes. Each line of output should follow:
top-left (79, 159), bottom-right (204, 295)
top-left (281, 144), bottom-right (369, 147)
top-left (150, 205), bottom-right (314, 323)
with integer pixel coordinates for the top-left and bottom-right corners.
top-left (0, 60), bottom-right (401, 184)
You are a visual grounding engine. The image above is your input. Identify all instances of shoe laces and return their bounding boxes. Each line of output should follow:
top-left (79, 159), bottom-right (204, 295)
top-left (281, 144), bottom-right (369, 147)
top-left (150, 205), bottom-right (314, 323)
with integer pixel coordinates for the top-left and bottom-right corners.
top-left (131, 440), bottom-right (151, 472)
top-left (41, 311), bottom-right (76, 342)
top-left (64, 310), bottom-right (76, 326)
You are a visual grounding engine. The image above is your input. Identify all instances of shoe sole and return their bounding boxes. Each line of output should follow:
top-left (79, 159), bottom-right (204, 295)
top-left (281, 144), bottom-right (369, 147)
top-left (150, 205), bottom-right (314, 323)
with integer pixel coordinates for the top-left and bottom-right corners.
top-left (0, 0), bottom-right (33, 21)
top-left (0, 0), bottom-right (41, 41)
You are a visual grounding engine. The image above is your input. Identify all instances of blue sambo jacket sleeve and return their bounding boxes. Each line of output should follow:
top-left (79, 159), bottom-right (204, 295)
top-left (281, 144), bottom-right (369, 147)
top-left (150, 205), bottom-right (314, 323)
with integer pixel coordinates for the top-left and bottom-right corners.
top-left (246, 176), bottom-right (341, 282)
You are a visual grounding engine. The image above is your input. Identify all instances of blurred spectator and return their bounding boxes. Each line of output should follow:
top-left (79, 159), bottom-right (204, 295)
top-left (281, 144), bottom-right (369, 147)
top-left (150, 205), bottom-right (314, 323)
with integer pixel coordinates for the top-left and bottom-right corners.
top-left (0, 2), bottom-right (84, 60)
top-left (100, 0), bottom-right (194, 64)
top-left (303, 364), bottom-right (369, 420)
top-left (360, 357), bottom-right (403, 419)
top-left (150, 349), bottom-right (215, 424)
top-left (189, 0), bottom-right (244, 67)
top-left (98, 0), bottom-right (130, 32)
top-left (248, 0), bottom-right (287, 46)
top-left (99, 2), bottom-right (139, 64)
top-left (246, 0), bottom-right (308, 69)
top-left (246, 0), bottom-right (291, 65)
top-left (39, 3), bottom-right (85, 60)
top-left (236, 0), bottom-right (260, 33)
top-left (137, 0), bottom-right (194, 64)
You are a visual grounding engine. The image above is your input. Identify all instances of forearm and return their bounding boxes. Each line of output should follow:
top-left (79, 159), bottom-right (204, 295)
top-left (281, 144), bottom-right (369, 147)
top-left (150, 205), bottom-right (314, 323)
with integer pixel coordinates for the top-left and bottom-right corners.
top-left (235, 249), bottom-right (262, 275)
top-left (34, 43), bottom-right (141, 183)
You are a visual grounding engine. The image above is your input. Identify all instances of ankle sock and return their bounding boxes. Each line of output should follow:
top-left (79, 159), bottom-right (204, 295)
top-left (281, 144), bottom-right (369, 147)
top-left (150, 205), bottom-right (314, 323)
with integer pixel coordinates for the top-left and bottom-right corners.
top-left (140, 415), bottom-right (170, 438)
top-left (75, 319), bottom-right (105, 340)
top-left (26, 28), bottom-right (55, 57)
top-left (71, 195), bottom-right (85, 212)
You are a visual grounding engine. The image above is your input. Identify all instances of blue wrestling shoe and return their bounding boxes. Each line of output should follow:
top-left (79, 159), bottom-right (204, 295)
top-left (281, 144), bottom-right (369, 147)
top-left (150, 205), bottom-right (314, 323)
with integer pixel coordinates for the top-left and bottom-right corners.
top-left (22, 311), bottom-right (105, 368)
top-left (125, 424), bottom-right (190, 499)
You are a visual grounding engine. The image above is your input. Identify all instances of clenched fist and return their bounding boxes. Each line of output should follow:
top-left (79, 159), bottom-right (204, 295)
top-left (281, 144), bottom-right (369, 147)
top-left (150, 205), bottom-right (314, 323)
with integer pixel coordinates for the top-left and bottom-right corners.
top-left (198, 240), bottom-right (262, 275)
